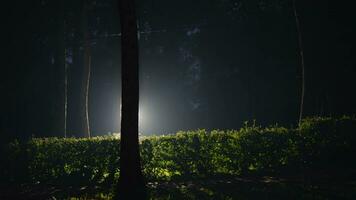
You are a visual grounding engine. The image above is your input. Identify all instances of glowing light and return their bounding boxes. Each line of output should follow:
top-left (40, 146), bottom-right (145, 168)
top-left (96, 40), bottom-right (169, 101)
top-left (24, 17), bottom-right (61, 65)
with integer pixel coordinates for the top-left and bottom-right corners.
top-left (119, 102), bottom-right (148, 135)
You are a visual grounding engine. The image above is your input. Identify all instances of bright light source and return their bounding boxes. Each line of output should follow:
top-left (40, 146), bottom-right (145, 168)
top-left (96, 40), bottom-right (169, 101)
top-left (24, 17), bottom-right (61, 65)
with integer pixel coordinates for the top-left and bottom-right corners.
top-left (139, 104), bottom-right (148, 134)
top-left (119, 102), bottom-right (149, 135)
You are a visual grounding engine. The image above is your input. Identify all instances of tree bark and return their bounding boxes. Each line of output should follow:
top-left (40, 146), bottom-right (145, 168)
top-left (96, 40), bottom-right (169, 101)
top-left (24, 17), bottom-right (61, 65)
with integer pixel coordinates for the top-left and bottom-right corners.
top-left (116, 0), bottom-right (147, 199)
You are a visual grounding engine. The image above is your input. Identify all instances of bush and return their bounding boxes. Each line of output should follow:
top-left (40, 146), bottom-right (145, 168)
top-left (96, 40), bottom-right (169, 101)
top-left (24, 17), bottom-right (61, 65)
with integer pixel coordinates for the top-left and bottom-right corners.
top-left (27, 137), bottom-right (120, 187)
top-left (1, 116), bottom-right (355, 187)
top-left (297, 116), bottom-right (356, 170)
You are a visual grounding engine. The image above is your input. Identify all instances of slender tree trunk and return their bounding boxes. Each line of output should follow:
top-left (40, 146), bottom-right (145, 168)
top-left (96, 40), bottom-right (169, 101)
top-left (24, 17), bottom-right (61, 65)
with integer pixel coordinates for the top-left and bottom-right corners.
top-left (293, 0), bottom-right (305, 125)
top-left (116, 0), bottom-right (146, 199)
top-left (85, 54), bottom-right (91, 137)
top-left (81, 0), bottom-right (91, 137)
top-left (64, 48), bottom-right (68, 138)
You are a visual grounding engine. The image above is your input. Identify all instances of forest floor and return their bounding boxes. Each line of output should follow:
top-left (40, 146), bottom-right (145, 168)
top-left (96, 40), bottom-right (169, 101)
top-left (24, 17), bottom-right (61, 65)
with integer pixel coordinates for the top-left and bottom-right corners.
top-left (1, 174), bottom-right (356, 200)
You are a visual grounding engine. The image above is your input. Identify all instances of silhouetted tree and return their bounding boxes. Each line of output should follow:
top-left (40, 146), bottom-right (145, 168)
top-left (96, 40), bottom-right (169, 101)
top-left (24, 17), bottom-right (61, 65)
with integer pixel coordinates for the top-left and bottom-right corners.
top-left (293, 0), bottom-right (305, 125)
top-left (64, 47), bottom-right (68, 138)
top-left (116, 0), bottom-right (147, 199)
top-left (79, 0), bottom-right (91, 137)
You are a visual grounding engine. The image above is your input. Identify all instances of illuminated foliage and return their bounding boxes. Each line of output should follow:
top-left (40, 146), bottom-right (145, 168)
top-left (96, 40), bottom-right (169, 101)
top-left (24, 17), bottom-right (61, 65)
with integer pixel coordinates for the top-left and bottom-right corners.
top-left (2, 116), bottom-right (356, 188)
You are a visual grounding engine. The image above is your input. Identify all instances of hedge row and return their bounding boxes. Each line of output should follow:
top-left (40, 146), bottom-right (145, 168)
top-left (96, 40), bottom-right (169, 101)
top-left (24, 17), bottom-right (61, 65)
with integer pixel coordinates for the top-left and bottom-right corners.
top-left (1, 116), bottom-right (356, 187)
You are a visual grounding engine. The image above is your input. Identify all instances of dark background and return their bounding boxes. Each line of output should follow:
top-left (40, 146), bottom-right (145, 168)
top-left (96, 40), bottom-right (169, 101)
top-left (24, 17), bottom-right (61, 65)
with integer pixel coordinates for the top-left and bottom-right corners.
top-left (1, 0), bottom-right (355, 141)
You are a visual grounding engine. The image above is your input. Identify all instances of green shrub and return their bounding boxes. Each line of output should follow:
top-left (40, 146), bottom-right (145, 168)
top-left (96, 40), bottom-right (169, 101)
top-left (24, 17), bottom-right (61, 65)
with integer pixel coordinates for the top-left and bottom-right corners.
top-left (236, 124), bottom-right (298, 175)
top-left (34, 137), bottom-right (119, 186)
top-left (297, 116), bottom-right (356, 170)
top-left (1, 116), bottom-right (355, 187)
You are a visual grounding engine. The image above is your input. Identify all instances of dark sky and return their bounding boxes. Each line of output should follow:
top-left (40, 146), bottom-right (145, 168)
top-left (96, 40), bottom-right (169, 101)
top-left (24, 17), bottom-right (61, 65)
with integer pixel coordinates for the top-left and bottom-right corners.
top-left (1, 0), bottom-right (356, 139)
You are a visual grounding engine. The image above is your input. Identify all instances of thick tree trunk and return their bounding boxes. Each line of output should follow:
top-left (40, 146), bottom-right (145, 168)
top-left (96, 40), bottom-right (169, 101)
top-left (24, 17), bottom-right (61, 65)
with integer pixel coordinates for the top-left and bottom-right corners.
top-left (117, 0), bottom-right (146, 199)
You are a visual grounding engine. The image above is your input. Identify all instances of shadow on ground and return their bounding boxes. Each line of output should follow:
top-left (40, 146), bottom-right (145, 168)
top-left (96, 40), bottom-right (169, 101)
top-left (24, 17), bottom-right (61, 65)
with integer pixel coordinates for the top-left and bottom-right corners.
top-left (1, 175), bottom-right (356, 200)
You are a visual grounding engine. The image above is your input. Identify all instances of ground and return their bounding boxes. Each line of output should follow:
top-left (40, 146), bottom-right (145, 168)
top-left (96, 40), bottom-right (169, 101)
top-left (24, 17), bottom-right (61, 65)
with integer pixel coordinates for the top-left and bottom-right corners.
top-left (1, 174), bottom-right (356, 200)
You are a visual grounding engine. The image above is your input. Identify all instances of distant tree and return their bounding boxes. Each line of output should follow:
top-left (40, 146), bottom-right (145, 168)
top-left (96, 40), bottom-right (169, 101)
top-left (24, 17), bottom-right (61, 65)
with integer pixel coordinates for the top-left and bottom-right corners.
top-left (64, 47), bottom-right (68, 138)
top-left (79, 0), bottom-right (91, 137)
top-left (293, 0), bottom-right (305, 125)
top-left (116, 0), bottom-right (147, 199)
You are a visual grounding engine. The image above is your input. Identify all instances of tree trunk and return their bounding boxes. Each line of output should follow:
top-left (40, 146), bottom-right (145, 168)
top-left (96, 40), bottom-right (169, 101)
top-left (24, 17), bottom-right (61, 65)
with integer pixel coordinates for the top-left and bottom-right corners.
top-left (116, 0), bottom-right (147, 199)
top-left (293, 0), bottom-right (306, 126)
top-left (80, 0), bottom-right (91, 137)
top-left (64, 48), bottom-right (68, 138)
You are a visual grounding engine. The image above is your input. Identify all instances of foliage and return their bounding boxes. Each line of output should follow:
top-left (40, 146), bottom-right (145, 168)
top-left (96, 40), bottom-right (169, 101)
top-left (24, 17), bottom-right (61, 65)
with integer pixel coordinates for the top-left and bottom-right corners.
top-left (297, 116), bottom-right (356, 170)
top-left (1, 116), bottom-right (356, 189)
